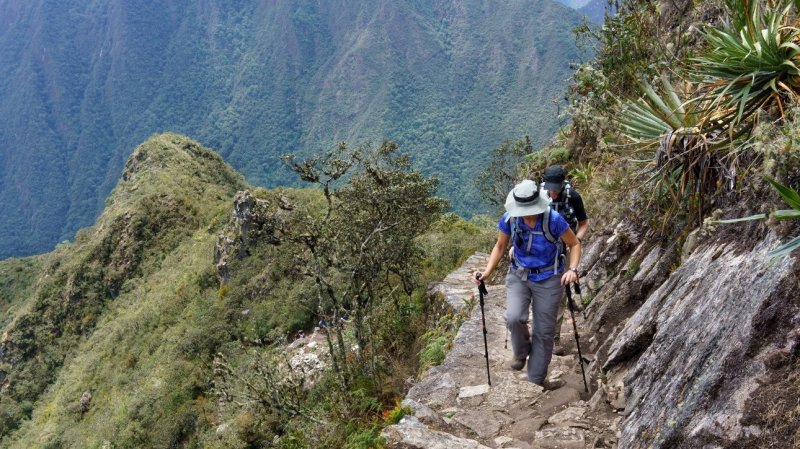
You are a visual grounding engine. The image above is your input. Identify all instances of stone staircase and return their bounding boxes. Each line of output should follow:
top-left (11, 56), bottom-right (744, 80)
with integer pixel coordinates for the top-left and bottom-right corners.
top-left (382, 253), bottom-right (620, 449)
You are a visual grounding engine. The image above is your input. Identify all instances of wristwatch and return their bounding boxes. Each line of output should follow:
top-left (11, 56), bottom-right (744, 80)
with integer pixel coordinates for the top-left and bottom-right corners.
top-left (569, 267), bottom-right (579, 274)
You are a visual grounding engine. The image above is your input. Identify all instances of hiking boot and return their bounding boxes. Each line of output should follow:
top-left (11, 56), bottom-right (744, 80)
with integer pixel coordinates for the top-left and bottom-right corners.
top-left (553, 334), bottom-right (565, 355)
top-left (535, 378), bottom-right (565, 391)
top-left (510, 357), bottom-right (526, 371)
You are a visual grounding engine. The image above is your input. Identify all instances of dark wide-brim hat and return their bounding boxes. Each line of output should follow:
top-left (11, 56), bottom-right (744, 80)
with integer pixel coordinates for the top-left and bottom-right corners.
top-left (543, 165), bottom-right (567, 192)
top-left (505, 180), bottom-right (551, 217)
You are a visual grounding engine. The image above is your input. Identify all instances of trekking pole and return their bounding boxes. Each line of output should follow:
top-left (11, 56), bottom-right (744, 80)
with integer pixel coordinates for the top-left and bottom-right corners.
top-left (565, 283), bottom-right (589, 393)
top-left (476, 273), bottom-right (492, 386)
top-left (574, 279), bottom-right (588, 320)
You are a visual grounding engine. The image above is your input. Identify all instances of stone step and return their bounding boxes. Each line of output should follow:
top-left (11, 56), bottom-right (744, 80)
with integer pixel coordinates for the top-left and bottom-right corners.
top-left (383, 416), bottom-right (491, 449)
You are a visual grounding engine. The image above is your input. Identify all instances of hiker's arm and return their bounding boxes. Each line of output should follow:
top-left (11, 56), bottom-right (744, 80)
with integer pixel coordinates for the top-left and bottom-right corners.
top-left (560, 228), bottom-right (581, 285)
top-left (576, 219), bottom-right (589, 241)
top-left (572, 194), bottom-right (589, 241)
top-left (475, 231), bottom-right (510, 283)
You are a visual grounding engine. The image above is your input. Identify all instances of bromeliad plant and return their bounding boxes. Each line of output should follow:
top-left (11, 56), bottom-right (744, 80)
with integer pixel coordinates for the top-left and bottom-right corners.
top-left (617, 75), bottom-right (744, 224)
top-left (691, 0), bottom-right (800, 127)
top-left (616, 0), bottom-right (800, 225)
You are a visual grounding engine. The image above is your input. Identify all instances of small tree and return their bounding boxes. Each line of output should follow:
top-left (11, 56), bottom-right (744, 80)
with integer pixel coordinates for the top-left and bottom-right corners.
top-left (282, 141), bottom-right (447, 387)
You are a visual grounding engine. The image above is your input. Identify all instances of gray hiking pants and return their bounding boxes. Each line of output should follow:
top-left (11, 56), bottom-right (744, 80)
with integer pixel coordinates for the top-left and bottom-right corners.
top-left (554, 293), bottom-right (565, 342)
top-left (505, 270), bottom-right (562, 384)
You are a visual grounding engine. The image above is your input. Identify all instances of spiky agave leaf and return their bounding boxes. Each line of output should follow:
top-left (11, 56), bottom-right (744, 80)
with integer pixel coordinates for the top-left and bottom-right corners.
top-left (713, 176), bottom-right (800, 258)
top-left (765, 174), bottom-right (800, 258)
top-left (617, 76), bottom-right (698, 143)
top-left (765, 175), bottom-right (800, 209)
top-left (769, 234), bottom-right (800, 258)
top-left (713, 213), bottom-right (768, 223)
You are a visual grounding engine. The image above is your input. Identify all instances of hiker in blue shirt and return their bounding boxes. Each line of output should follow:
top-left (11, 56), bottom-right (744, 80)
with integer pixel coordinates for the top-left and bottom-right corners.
top-left (474, 179), bottom-right (581, 388)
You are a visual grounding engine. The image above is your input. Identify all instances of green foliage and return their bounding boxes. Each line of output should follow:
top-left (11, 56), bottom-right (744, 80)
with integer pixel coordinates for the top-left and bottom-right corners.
top-left (573, 0), bottom-right (661, 98)
top-left (418, 334), bottom-right (451, 371)
top-left (515, 144), bottom-right (585, 192)
top-left (383, 403), bottom-right (412, 425)
top-left (624, 258), bottom-right (642, 280)
top-left (344, 427), bottom-right (386, 449)
top-left (0, 134), bottom-right (245, 447)
top-left (416, 293), bottom-right (471, 373)
top-left (0, 257), bottom-right (42, 329)
top-left (0, 133), bottom-right (502, 448)
top-left (281, 141), bottom-right (448, 385)
top-left (580, 291), bottom-right (595, 307)
top-left (613, 0), bottom-right (800, 227)
top-left (565, 62), bottom-right (615, 153)
top-left (416, 213), bottom-right (496, 281)
top-left (209, 141), bottom-right (489, 448)
top-left (524, 145), bottom-right (572, 168)
top-left (692, 0), bottom-right (800, 125)
top-left (570, 163), bottom-right (595, 186)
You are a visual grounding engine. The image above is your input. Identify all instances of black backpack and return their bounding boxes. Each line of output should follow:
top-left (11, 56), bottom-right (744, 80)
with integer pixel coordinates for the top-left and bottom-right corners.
top-left (548, 181), bottom-right (578, 232)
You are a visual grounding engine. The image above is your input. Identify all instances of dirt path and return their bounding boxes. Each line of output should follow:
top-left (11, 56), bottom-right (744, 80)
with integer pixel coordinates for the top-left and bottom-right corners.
top-left (383, 253), bottom-right (619, 448)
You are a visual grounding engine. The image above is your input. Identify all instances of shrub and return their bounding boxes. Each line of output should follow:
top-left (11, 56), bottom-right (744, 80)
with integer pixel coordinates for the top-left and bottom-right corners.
top-left (383, 402), bottom-right (412, 425)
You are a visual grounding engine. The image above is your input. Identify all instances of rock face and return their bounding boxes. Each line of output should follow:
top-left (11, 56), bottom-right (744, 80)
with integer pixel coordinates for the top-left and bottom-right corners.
top-left (214, 190), bottom-right (294, 283)
top-left (604, 234), bottom-right (799, 448)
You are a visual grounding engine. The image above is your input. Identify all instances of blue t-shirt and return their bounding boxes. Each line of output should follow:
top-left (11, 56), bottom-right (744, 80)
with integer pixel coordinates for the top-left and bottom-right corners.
top-left (498, 211), bottom-right (570, 281)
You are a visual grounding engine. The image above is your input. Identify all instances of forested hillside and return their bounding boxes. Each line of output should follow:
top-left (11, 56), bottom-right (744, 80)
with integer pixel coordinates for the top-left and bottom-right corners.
top-left (0, 0), bottom-right (585, 259)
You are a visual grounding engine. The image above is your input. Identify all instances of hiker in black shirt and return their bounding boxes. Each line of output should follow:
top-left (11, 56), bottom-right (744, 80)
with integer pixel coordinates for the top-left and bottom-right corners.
top-left (542, 165), bottom-right (589, 355)
top-left (543, 165), bottom-right (589, 241)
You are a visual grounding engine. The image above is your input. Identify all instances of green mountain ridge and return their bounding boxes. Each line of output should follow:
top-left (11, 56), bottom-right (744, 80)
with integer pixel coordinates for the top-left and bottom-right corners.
top-left (0, 134), bottom-right (247, 445)
top-left (0, 133), bottom-right (487, 447)
top-left (0, 0), bottom-right (586, 259)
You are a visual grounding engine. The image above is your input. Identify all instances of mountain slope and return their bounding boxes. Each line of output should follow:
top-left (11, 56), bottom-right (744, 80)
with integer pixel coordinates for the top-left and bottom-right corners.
top-left (0, 133), bottom-right (247, 444)
top-left (0, 0), bottom-right (586, 259)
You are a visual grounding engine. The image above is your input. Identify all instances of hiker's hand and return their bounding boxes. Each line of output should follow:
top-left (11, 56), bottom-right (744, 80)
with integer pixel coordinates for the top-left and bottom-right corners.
top-left (561, 269), bottom-right (578, 286)
top-left (473, 271), bottom-right (487, 285)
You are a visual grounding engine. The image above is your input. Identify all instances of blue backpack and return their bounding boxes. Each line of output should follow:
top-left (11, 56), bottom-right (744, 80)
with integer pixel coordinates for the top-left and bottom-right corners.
top-left (507, 209), bottom-right (561, 275)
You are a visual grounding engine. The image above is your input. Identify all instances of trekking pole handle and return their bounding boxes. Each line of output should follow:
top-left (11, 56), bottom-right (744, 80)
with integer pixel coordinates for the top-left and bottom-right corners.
top-left (475, 272), bottom-right (488, 295)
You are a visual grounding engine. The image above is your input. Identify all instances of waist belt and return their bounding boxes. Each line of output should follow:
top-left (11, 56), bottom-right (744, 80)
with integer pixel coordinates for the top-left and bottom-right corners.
top-left (511, 261), bottom-right (561, 276)
top-left (511, 263), bottom-right (553, 274)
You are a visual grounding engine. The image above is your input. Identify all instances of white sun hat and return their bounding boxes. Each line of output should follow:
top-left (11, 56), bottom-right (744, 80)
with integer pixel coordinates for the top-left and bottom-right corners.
top-left (504, 179), bottom-right (551, 217)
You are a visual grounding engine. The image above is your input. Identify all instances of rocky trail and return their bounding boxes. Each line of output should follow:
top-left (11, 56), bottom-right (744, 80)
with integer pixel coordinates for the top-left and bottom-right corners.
top-left (383, 253), bottom-right (620, 449)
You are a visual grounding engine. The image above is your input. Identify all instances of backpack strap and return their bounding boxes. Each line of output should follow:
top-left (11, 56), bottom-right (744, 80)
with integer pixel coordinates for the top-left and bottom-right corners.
top-left (507, 215), bottom-right (517, 247)
top-left (542, 209), bottom-right (560, 273)
top-left (541, 209), bottom-right (557, 244)
top-left (551, 182), bottom-right (578, 232)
